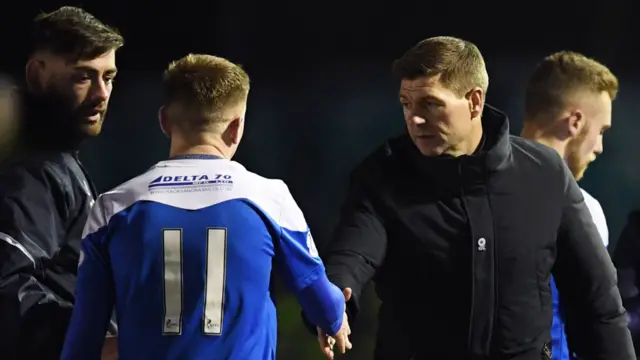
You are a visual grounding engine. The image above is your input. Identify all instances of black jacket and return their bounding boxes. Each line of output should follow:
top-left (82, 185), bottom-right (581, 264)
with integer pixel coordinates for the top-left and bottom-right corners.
top-left (0, 94), bottom-right (115, 360)
top-left (613, 210), bottom-right (640, 352)
top-left (311, 106), bottom-right (634, 360)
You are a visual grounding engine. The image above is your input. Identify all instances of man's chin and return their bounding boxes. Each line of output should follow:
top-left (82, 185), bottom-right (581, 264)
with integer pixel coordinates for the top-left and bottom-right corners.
top-left (414, 137), bottom-right (445, 157)
top-left (573, 164), bottom-right (589, 181)
top-left (417, 148), bottom-right (444, 157)
top-left (79, 120), bottom-right (104, 137)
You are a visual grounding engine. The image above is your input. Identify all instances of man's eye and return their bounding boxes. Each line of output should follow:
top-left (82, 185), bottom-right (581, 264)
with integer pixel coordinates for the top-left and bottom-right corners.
top-left (74, 75), bottom-right (91, 83)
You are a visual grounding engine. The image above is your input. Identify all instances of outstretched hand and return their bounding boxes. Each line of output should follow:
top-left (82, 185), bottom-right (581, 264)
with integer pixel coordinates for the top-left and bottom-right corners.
top-left (101, 337), bottom-right (118, 360)
top-left (317, 288), bottom-right (353, 360)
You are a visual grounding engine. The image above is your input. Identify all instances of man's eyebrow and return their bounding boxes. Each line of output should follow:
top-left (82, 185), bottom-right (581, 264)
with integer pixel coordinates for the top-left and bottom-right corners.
top-left (421, 95), bottom-right (444, 104)
top-left (72, 65), bottom-right (118, 76)
top-left (399, 93), bottom-right (442, 103)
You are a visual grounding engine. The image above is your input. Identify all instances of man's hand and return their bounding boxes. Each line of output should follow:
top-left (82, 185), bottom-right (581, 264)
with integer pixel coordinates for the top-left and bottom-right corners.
top-left (317, 288), bottom-right (353, 359)
top-left (101, 336), bottom-right (118, 360)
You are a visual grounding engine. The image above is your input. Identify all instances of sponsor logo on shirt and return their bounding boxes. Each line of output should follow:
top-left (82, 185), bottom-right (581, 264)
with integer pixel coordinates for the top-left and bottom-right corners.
top-left (148, 174), bottom-right (233, 193)
top-left (307, 232), bottom-right (319, 258)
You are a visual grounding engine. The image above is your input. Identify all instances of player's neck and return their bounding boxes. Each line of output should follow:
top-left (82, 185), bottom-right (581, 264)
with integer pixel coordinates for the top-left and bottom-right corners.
top-left (521, 125), bottom-right (567, 159)
top-left (169, 143), bottom-right (229, 160)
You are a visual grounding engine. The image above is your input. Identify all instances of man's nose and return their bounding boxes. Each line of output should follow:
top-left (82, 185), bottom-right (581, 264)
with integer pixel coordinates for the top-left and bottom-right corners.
top-left (410, 115), bottom-right (426, 125)
top-left (90, 79), bottom-right (110, 102)
top-left (594, 137), bottom-right (604, 155)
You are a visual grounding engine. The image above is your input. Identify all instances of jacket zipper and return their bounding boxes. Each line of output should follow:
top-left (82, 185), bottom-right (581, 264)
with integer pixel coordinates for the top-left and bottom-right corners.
top-left (460, 160), bottom-right (476, 352)
top-left (485, 167), bottom-right (498, 357)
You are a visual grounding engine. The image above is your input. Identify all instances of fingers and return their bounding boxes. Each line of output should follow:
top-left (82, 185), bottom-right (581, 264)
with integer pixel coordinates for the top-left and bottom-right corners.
top-left (320, 334), bottom-right (350, 359)
top-left (317, 310), bottom-right (353, 359)
top-left (344, 312), bottom-right (351, 336)
top-left (331, 311), bottom-right (353, 356)
top-left (317, 327), bottom-right (335, 360)
top-left (333, 332), bottom-right (352, 354)
top-left (343, 287), bottom-right (352, 302)
top-left (101, 337), bottom-right (118, 360)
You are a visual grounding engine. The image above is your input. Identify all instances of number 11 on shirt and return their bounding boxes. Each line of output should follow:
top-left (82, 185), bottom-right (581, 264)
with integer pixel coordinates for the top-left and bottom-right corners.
top-left (162, 228), bottom-right (228, 336)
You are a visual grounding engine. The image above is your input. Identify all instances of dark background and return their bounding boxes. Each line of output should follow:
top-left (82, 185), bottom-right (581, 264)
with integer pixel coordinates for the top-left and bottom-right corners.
top-left (1, 0), bottom-right (638, 358)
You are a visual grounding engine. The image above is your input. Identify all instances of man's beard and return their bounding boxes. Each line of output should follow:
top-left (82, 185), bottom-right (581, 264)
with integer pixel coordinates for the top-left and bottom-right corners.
top-left (39, 85), bottom-right (106, 137)
top-left (0, 114), bottom-right (18, 159)
top-left (565, 126), bottom-right (590, 181)
top-left (21, 84), bottom-right (107, 151)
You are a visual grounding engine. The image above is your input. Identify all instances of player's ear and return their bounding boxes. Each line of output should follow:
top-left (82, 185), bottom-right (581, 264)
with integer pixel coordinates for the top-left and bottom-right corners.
top-left (158, 106), bottom-right (170, 138)
top-left (25, 57), bottom-right (45, 91)
top-left (565, 110), bottom-right (584, 138)
top-left (465, 87), bottom-right (484, 119)
top-left (226, 117), bottom-right (243, 145)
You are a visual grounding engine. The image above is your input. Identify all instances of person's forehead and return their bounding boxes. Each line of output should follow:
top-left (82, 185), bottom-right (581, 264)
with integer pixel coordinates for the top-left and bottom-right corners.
top-left (580, 91), bottom-right (612, 118)
top-left (399, 76), bottom-right (445, 96)
top-left (64, 50), bottom-right (118, 72)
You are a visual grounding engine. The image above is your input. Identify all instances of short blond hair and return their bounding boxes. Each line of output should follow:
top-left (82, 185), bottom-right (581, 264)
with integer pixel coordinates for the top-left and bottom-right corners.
top-left (392, 36), bottom-right (489, 97)
top-left (524, 51), bottom-right (618, 121)
top-left (162, 54), bottom-right (250, 129)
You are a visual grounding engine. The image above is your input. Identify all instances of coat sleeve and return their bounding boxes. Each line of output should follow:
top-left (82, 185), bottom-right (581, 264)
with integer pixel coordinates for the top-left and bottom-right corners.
top-left (302, 162), bottom-right (388, 334)
top-left (0, 163), bottom-right (74, 360)
top-left (61, 196), bottom-right (115, 360)
top-left (612, 211), bottom-right (640, 341)
top-left (552, 161), bottom-right (636, 360)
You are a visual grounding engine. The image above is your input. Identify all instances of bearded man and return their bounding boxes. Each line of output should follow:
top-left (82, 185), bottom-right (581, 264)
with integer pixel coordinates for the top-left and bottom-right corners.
top-left (521, 50), bottom-right (617, 360)
top-left (0, 7), bottom-right (123, 360)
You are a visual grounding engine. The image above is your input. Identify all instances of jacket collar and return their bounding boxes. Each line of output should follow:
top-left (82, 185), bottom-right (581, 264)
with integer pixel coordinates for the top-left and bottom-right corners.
top-left (399, 104), bottom-right (513, 179)
top-left (478, 104), bottom-right (512, 173)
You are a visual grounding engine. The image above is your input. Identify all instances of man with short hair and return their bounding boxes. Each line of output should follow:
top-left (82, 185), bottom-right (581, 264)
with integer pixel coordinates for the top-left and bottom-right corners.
top-left (521, 51), bottom-right (617, 359)
top-left (305, 36), bottom-right (634, 359)
top-left (0, 7), bottom-right (122, 360)
top-left (61, 54), bottom-right (351, 360)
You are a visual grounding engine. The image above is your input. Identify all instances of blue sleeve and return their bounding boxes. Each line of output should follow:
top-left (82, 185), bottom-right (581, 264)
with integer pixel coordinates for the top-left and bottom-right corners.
top-left (273, 185), bottom-right (324, 293)
top-left (275, 227), bottom-right (324, 291)
top-left (551, 276), bottom-right (571, 360)
top-left (273, 185), bottom-right (344, 334)
top-left (297, 275), bottom-right (345, 335)
top-left (61, 226), bottom-right (114, 360)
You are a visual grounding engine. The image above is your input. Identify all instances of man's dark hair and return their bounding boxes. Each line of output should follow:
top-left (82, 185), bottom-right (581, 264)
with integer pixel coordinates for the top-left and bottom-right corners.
top-left (32, 6), bottom-right (124, 60)
top-left (392, 36), bottom-right (489, 97)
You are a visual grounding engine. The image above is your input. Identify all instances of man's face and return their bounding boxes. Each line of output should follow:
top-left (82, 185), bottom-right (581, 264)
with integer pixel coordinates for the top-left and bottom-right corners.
top-left (565, 91), bottom-right (612, 180)
top-left (0, 87), bottom-right (18, 147)
top-left (37, 50), bottom-right (117, 137)
top-left (399, 75), bottom-right (478, 156)
top-left (0, 88), bottom-right (17, 131)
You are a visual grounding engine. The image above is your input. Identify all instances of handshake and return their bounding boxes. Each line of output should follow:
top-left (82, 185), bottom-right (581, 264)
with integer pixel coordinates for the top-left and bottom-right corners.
top-left (315, 288), bottom-right (353, 360)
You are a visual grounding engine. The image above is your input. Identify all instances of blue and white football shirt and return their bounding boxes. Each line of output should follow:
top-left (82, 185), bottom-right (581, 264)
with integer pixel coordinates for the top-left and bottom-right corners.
top-left (61, 155), bottom-right (334, 360)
